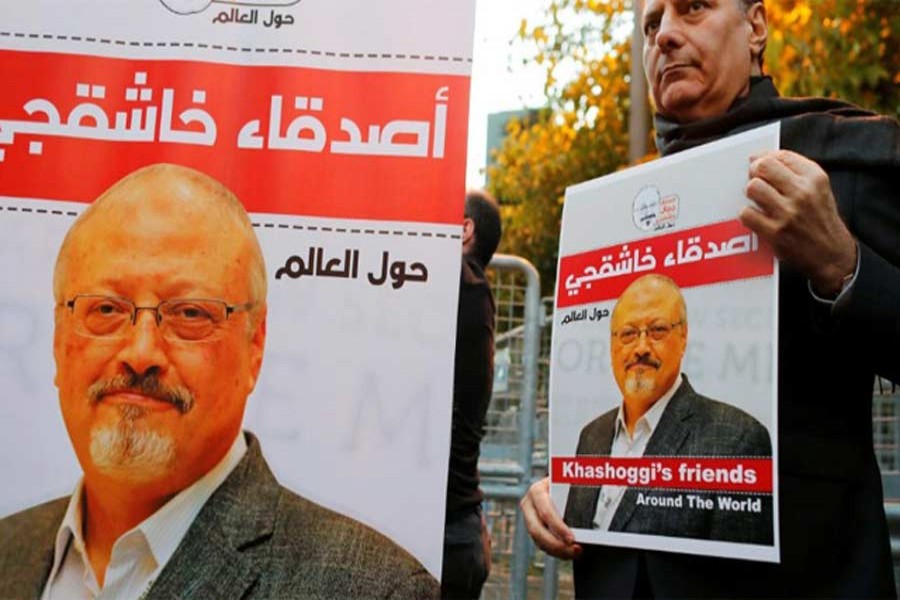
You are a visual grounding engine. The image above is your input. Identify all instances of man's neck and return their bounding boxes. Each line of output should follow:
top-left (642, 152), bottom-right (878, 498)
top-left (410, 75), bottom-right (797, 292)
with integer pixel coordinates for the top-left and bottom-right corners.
top-left (622, 397), bottom-right (658, 436)
top-left (81, 482), bottom-right (171, 587)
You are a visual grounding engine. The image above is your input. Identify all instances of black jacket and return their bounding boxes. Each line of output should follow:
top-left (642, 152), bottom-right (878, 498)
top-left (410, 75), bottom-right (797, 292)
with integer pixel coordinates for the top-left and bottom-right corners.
top-left (445, 254), bottom-right (496, 515)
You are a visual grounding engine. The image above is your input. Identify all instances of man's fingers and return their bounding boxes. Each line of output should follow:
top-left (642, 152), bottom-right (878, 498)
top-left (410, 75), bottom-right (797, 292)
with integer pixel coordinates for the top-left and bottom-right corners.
top-left (746, 150), bottom-right (852, 285)
top-left (745, 175), bottom-right (786, 219)
top-left (523, 509), bottom-right (575, 557)
top-left (772, 149), bottom-right (821, 177)
top-left (527, 479), bottom-right (572, 540)
top-left (749, 152), bottom-right (803, 200)
top-left (535, 494), bottom-right (574, 545)
top-left (751, 149), bottom-right (813, 176)
top-left (739, 205), bottom-right (778, 242)
top-left (750, 150), bottom-right (832, 211)
top-left (520, 478), bottom-right (581, 560)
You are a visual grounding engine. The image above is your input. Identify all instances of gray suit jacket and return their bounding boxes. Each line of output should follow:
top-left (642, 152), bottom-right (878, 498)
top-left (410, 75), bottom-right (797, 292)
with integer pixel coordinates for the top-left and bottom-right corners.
top-left (563, 376), bottom-right (773, 545)
top-left (0, 433), bottom-right (438, 599)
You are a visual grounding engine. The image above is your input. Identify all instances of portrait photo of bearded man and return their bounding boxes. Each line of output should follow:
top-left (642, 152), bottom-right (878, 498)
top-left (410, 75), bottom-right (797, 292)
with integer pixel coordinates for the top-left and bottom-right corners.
top-left (563, 274), bottom-right (772, 545)
top-left (0, 163), bottom-right (438, 599)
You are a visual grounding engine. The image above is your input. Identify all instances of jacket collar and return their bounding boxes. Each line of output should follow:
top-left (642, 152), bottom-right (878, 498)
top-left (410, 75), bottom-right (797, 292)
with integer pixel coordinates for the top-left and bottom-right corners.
top-left (653, 76), bottom-right (869, 157)
top-left (608, 376), bottom-right (696, 531)
top-left (147, 432), bottom-right (280, 599)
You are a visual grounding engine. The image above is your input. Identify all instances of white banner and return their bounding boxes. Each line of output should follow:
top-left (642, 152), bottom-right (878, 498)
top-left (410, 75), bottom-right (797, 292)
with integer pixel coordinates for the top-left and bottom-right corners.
top-left (550, 125), bottom-right (781, 563)
top-left (0, 0), bottom-right (476, 578)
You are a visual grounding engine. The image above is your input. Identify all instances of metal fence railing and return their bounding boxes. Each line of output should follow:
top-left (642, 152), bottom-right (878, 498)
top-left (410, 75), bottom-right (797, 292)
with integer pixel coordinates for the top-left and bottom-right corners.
top-left (874, 378), bottom-right (900, 596)
top-left (875, 378), bottom-right (900, 498)
top-left (479, 254), bottom-right (549, 600)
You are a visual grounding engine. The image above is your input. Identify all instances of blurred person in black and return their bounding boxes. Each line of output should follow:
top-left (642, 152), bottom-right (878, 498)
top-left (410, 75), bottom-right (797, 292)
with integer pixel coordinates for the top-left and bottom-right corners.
top-left (442, 190), bottom-right (502, 599)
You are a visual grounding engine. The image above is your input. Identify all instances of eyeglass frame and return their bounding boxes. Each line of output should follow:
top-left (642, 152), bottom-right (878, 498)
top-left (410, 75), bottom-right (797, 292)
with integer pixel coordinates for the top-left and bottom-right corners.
top-left (59, 294), bottom-right (256, 342)
top-left (611, 320), bottom-right (685, 345)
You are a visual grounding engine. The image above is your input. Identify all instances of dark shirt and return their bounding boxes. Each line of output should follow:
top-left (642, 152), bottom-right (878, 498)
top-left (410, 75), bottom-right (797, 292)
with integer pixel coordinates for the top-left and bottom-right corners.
top-left (445, 254), bottom-right (495, 516)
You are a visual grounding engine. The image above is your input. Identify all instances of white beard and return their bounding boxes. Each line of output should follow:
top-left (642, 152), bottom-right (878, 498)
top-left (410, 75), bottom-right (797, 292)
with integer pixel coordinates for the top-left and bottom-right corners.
top-left (625, 371), bottom-right (657, 397)
top-left (89, 405), bottom-right (175, 480)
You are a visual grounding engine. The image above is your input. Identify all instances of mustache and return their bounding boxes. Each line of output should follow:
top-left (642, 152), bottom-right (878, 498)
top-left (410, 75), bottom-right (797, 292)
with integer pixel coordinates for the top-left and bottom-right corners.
top-left (626, 354), bottom-right (662, 370)
top-left (88, 372), bottom-right (194, 414)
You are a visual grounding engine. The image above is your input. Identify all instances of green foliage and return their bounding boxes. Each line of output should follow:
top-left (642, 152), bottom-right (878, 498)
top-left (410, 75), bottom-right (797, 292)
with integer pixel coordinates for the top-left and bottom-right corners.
top-left (488, 0), bottom-right (899, 294)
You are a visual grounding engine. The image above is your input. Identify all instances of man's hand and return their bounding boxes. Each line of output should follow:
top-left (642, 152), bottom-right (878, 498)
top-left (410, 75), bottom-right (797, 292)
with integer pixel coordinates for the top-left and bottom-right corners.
top-left (520, 477), bottom-right (582, 560)
top-left (740, 150), bottom-right (857, 297)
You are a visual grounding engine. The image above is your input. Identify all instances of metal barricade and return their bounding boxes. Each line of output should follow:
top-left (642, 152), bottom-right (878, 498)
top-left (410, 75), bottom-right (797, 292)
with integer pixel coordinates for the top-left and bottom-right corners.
top-left (875, 378), bottom-right (900, 499)
top-left (479, 254), bottom-right (542, 600)
top-left (875, 377), bottom-right (900, 597)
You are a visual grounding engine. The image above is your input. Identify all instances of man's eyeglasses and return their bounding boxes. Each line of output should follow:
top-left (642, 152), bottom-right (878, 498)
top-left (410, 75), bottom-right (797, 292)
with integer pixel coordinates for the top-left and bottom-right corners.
top-left (60, 295), bottom-right (255, 342)
top-left (612, 320), bottom-right (684, 345)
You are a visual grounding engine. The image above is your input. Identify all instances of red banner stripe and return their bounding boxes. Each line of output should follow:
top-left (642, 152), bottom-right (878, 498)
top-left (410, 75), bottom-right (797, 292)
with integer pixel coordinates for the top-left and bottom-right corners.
top-left (0, 49), bottom-right (469, 224)
top-left (552, 456), bottom-right (773, 493)
top-left (557, 219), bottom-right (775, 308)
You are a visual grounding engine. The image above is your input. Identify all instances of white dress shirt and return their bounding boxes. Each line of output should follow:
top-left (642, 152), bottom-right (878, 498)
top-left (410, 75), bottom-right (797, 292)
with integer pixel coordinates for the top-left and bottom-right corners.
top-left (592, 374), bottom-right (682, 530)
top-left (42, 433), bottom-right (247, 600)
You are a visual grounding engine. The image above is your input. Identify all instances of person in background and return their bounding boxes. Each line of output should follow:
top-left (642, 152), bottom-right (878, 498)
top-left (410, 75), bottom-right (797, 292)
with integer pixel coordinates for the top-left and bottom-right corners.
top-left (442, 190), bottom-right (502, 599)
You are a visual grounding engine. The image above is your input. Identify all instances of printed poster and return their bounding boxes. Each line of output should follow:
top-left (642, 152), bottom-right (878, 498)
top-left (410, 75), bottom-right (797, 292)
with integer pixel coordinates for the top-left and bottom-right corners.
top-left (549, 124), bottom-right (781, 562)
top-left (0, 0), bottom-right (476, 577)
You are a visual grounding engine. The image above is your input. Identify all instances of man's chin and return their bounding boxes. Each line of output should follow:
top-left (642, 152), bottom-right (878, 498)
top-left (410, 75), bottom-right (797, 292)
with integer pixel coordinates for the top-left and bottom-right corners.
top-left (89, 425), bottom-right (176, 482)
top-left (657, 85), bottom-right (709, 122)
top-left (624, 374), bottom-right (662, 402)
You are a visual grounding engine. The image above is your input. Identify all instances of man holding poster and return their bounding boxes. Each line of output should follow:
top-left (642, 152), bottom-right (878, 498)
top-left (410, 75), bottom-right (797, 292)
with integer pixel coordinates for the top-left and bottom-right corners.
top-left (563, 274), bottom-right (772, 545)
top-left (0, 164), bottom-right (437, 599)
top-left (522, 0), bottom-right (900, 597)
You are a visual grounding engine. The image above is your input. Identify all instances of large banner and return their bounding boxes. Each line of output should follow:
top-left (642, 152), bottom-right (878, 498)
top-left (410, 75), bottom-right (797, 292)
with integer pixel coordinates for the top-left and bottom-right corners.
top-left (0, 0), bottom-right (476, 577)
top-left (550, 125), bottom-right (781, 562)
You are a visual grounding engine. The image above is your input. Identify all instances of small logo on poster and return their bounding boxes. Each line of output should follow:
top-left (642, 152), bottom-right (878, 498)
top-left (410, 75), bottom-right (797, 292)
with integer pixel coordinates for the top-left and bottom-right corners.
top-left (633, 185), bottom-right (679, 232)
top-left (160, 0), bottom-right (301, 16)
